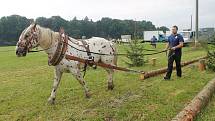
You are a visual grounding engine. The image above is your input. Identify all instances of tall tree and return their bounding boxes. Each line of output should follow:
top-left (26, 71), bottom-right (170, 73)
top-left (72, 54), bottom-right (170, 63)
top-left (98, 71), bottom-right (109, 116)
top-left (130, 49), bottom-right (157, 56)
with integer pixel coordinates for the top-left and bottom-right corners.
top-left (157, 26), bottom-right (170, 33)
top-left (0, 15), bottom-right (31, 42)
top-left (0, 15), bottom-right (169, 45)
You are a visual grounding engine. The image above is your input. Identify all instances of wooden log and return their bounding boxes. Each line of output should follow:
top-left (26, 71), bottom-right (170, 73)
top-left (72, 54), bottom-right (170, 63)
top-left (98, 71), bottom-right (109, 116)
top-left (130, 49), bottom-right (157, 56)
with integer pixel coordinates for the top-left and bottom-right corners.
top-left (140, 56), bottom-right (208, 80)
top-left (171, 78), bottom-right (215, 121)
top-left (198, 59), bottom-right (206, 71)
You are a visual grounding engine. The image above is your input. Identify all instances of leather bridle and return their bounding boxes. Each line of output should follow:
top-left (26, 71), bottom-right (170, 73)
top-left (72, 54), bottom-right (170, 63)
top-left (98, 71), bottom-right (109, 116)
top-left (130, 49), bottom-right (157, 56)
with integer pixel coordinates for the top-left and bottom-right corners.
top-left (17, 30), bottom-right (39, 52)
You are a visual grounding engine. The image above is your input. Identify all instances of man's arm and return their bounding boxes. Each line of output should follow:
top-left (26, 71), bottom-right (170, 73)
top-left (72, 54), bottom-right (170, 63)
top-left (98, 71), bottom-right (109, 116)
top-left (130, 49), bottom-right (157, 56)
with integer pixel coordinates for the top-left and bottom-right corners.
top-left (171, 35), bottom-right (184, 50)
top-left (171, 42), bottom-right (183, 50)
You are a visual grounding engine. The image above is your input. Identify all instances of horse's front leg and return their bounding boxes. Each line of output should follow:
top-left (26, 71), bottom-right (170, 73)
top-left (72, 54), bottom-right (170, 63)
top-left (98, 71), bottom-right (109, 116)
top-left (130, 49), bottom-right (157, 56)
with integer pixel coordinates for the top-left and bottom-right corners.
top-left (48, 67), bottom-right (63, 104)
top-left (69, 67), bottom-right (91, 98)
top-left (105, 69), bottom-right (114, 90)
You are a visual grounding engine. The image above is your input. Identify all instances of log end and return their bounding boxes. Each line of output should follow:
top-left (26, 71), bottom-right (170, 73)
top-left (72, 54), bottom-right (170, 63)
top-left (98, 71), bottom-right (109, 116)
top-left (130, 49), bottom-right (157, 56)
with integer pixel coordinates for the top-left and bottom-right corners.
top-left (140, 73), bottom-right (145, 80)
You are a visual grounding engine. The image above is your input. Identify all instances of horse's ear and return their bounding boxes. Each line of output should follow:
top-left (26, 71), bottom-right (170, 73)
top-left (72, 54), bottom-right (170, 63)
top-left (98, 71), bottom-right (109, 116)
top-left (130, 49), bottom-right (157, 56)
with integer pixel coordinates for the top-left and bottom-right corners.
top-left (30, 19), bottom-right (35, 24)
top-left (32, 23), bottom-right (37, 32)
top-left (59, 27), bottom-right (65, 34)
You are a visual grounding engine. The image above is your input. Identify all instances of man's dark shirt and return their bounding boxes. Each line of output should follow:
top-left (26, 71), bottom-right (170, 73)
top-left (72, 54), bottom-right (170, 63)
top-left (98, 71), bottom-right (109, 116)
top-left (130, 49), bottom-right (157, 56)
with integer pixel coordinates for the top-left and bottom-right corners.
top-left (168, 34), bottom-right (184, 55)
top-left (151, 37), bottom-right (157, 43)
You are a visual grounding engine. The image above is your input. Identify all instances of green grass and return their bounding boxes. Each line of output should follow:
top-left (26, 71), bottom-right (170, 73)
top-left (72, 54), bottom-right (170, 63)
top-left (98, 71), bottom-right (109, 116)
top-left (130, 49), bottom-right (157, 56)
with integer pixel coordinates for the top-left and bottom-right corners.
top-left (196, 97), bottom-right (215, 121)
top-left (0, 43), bottom-right (214, 121)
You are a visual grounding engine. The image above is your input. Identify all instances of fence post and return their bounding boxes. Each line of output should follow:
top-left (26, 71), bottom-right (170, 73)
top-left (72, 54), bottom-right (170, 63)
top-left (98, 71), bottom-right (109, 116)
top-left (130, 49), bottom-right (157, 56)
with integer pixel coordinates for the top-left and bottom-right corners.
top-left (140, 73), bottom-right (145, 80)
top-left (198, 59), bottom-right (206, 71)
top-left (152, 58), bottom-right (157, 66)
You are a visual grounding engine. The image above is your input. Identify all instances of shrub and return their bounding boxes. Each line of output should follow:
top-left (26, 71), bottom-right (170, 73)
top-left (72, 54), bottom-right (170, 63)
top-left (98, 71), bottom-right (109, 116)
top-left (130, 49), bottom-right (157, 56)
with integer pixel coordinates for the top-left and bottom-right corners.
top-left (126, 39), bottom-right (145, 67)
top-left (202, 33), bottom-right (215, 72)
top-left (207, 51), bottom-right (215, 71)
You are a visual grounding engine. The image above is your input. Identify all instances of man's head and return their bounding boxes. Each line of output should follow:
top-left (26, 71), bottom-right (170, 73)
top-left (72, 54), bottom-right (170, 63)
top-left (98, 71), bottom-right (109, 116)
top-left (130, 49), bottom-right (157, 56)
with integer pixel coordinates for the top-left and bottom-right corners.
top-left (171, 25), bottom-right (178, 35)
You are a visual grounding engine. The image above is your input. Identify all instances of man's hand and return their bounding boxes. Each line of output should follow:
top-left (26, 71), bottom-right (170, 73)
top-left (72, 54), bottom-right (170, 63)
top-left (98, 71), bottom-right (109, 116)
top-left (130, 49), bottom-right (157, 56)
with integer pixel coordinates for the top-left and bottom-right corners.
top-left (171, 47), bottom-right (176, 50)
top-left (171, 42), bottom-right (183, 51)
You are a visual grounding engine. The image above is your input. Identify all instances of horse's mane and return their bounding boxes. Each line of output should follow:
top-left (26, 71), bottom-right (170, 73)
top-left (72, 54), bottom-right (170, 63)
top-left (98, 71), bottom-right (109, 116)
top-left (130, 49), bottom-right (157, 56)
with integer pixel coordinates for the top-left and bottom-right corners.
top-left (38, 25), bottom-right (79, 44)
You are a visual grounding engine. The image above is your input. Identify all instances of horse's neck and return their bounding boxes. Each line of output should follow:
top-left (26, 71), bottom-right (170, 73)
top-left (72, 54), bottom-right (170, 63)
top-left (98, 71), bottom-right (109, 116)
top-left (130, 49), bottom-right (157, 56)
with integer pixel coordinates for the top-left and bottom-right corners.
top-left (38, 27), bottom-right (59, 54)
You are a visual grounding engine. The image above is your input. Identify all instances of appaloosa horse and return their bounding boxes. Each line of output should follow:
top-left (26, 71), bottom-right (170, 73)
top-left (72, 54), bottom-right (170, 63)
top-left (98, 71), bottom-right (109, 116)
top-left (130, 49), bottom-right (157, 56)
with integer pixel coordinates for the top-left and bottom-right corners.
top-left (16, 23), bottom-right (117, 104)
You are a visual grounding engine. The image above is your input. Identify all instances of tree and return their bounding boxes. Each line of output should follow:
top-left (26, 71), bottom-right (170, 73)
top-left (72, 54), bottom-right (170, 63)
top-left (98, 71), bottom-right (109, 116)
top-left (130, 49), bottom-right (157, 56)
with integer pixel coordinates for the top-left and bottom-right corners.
top-left (96, 17), bottom-right (113, 38)
top-left (36, 16), bottom-right (69, 32)
top-left (80, 16), bottom-right (96, 38)
top-left (157, 26), bottom-right (170, 33)
top-left (0, 15), bottom-right (169, 45)
top-left (206, 33), bottom-right (215, 71)
top-left (0, 15), bottom-right (31, 43)
top-left (126, 39), bottom-right (145, 67)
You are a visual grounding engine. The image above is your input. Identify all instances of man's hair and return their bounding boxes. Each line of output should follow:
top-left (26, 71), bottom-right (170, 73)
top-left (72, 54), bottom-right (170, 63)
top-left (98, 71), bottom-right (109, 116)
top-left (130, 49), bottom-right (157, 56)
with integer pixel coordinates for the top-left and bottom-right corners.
top-left (173, 25), bottom-right (178, 30)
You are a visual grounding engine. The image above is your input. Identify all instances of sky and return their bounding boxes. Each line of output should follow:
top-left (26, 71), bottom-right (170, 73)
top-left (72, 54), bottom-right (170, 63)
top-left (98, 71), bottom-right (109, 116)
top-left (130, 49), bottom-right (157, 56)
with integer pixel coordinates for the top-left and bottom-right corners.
top-left (0, 0), bottom-right (214, 30)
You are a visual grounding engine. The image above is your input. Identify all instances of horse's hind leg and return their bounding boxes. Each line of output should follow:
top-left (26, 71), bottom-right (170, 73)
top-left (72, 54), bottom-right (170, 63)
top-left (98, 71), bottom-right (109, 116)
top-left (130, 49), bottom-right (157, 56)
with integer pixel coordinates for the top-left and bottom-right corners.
top-left (69, 68), bottom-right (91, 98)
top-left (105, 69), bottom-right (114, 90)
top-left (48, 67), bottom-right (63, 104)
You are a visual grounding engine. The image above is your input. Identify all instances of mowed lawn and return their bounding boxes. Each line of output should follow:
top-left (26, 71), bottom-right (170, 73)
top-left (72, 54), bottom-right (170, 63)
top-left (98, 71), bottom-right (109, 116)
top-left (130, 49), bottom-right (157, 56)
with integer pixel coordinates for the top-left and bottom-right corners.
top-left (0, 43), bottom-right (214, 121)
top-left (196, 96), bottom-right (215, 121)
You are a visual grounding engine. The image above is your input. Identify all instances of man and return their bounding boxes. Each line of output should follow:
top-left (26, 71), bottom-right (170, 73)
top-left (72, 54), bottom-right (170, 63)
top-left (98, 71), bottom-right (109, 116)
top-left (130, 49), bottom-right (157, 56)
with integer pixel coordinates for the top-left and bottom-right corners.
top-left (164, 25), bottom-right (184, 80)
top-left (151, 36), bottom-right (157, 48)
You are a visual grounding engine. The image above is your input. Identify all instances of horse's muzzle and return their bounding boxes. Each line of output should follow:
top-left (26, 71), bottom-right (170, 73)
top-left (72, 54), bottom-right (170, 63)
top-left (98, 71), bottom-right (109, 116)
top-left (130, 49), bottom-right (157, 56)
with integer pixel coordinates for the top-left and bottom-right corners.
top-left (16, 47), bottom-right (27, 57)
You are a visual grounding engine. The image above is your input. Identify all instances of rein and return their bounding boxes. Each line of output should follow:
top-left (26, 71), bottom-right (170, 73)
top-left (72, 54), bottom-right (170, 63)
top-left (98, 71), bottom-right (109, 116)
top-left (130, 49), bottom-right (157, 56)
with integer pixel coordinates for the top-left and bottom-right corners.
top-left (14, 30), bottom-right (172, 75)
top-left (18, 29), bottom-right (169, 74)
top-left (28, 38), bottom-right (168, 56)
top-left (64, 40), bottom-right (168, 56)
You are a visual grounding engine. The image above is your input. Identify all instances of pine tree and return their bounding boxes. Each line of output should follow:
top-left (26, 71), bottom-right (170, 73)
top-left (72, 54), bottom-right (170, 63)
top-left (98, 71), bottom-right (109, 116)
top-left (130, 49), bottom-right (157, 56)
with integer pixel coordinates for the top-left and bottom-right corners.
top-left (126, 39), bottom-right (145, 67)
top-left (207, 33), bottom-right (215, 72)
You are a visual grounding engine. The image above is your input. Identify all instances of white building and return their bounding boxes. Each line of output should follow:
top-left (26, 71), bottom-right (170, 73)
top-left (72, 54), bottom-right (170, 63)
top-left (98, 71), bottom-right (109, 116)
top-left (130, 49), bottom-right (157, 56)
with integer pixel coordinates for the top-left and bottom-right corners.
top-left (120, 35), bottom-right (132, 43)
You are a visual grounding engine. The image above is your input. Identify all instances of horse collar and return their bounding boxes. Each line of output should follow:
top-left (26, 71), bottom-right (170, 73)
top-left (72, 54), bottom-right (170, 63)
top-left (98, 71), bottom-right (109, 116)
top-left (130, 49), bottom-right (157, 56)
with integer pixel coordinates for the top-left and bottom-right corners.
top-left (48, 33), bottom-right (68, 66)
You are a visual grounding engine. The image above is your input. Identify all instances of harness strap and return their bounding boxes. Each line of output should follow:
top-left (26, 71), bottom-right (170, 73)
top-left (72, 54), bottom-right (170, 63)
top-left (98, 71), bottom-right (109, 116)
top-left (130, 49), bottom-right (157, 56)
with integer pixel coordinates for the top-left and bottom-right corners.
top-left (55, 35), bottom-right (68, 65)
top-left (80, 40), bottom-right (90, 56)
top-left (80, 40), bottom-right (94, 62)
top-left (48, 33), bottom-right (68, 66)
top-left (65, 54), bottom-right (144, 74)
top-left (79, 39), bottom-right (96, 77)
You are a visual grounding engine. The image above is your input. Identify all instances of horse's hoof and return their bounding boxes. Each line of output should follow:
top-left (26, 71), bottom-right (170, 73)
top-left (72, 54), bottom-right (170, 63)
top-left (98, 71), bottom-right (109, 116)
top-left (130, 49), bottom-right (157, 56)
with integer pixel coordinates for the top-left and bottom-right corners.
top-left (48, 97), bottom-right (55, 105)
top-left (108, 84), bottom-right (114, 90)
top-left (85, 92), bottom-right (91, 98)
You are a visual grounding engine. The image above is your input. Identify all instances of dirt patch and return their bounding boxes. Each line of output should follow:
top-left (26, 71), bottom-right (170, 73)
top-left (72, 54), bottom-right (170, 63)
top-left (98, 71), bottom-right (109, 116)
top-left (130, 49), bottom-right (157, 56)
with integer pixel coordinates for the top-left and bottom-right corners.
top-left (108, 91), bottom-right (142, 108)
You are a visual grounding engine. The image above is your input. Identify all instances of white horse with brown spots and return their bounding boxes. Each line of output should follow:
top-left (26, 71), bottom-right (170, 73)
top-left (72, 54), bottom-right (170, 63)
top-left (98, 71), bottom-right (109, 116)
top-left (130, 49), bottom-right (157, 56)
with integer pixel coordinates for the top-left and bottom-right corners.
top-left (16, 24), bottom-right (117, 104)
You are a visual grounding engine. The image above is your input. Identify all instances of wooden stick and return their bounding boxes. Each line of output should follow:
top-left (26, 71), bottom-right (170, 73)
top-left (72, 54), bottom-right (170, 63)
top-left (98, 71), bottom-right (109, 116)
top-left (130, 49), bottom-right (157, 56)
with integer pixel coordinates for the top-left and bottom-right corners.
top-left (152, 58), bottom-right (157, 66)
top-left (198, 59), bottom-right (206, 71)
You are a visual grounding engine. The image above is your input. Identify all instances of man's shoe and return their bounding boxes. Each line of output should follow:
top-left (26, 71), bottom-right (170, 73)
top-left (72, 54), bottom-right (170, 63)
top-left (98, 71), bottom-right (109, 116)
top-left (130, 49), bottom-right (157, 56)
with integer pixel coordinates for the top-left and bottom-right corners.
top-left (163, 77), bottom-right (170, 80)
top-left (177, 75), bottom-right (182, 78)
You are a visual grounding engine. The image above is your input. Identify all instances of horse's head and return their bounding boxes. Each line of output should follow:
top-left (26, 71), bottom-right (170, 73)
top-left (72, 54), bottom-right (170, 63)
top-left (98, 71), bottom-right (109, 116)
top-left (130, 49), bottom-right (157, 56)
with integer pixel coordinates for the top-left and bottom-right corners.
top-left (16, 23), bottom-right (40, 57)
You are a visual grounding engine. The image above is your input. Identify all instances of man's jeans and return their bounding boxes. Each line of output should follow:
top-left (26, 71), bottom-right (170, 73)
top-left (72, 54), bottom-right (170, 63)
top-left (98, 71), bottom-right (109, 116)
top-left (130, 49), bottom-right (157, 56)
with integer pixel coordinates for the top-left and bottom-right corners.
top-left (165, 51), bottom-right (182, 78)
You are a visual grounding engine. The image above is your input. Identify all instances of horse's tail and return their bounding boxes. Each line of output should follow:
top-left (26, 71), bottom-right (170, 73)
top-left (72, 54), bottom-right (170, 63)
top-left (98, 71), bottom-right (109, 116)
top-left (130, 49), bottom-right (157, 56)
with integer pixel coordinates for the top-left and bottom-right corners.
top-left (113, 43), bottom-right (118, 66)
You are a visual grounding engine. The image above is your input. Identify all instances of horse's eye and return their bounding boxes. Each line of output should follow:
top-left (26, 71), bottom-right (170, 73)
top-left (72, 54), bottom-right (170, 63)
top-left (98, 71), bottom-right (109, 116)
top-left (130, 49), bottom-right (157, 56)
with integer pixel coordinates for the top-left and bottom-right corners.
top-left (25, 34), bottom-right (29, 38)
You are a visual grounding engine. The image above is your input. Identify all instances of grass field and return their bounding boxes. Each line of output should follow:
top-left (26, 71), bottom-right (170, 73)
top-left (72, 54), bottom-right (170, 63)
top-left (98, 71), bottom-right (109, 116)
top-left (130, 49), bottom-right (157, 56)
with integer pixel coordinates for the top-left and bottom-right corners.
top-left (0, 43), bottom-right (214, 121)
top-left (197, 96), bottom-right (215, 121)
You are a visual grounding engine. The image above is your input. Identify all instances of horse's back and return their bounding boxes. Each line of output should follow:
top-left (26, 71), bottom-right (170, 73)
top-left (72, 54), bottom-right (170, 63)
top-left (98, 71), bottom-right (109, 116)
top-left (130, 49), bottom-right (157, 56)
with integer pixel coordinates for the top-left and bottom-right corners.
top-left (86, 37), bottom-right (114, 53)
top-left (67, 36), bottom-right (117, 66)
top-left (86, 37), bottom-right (112, 46)
top-left (86, 37), bottom-right (117, 65)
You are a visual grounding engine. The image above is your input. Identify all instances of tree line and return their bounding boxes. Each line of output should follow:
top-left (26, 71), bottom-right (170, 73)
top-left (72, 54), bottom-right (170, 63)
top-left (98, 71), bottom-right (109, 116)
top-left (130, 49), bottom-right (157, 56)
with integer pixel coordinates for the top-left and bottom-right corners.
top-left (0, 15), bottom-right (169, 45)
